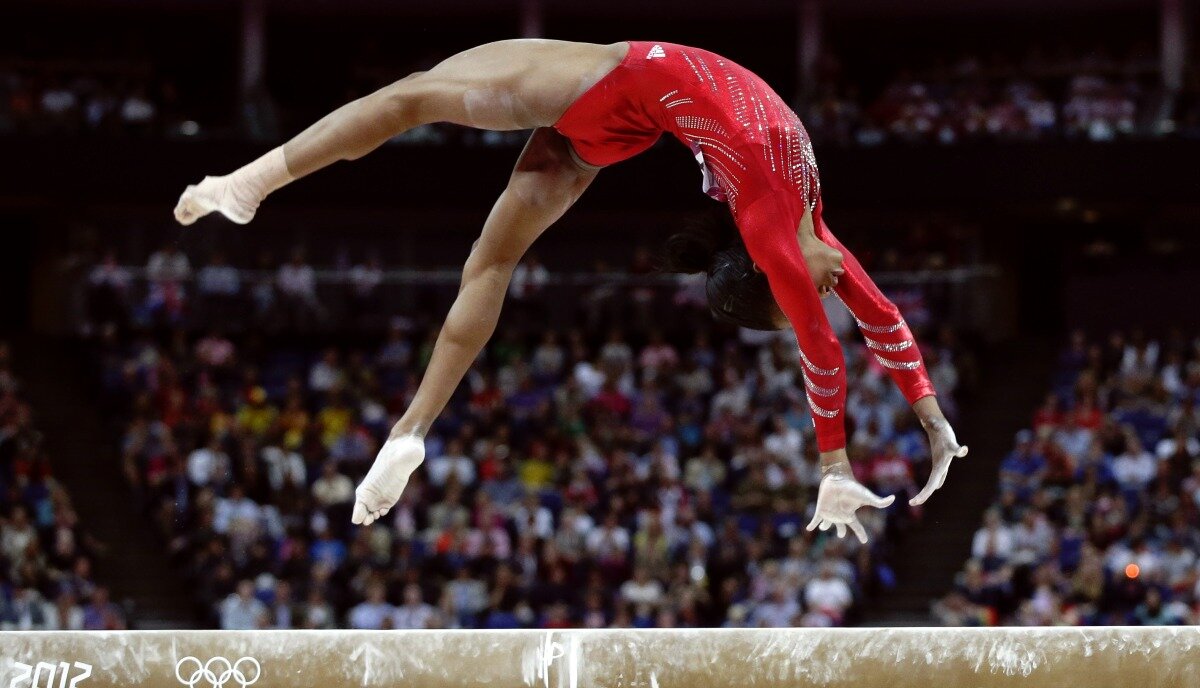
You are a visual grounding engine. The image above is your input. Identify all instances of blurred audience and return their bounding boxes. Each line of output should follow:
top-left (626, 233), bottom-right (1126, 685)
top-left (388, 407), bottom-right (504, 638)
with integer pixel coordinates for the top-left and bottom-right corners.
top-left (92, 283), bottom-right (963, 629)
top-left (0, 342), bottom-right (120, 630)
top-left (935, 328), bottom-right (1200, 626)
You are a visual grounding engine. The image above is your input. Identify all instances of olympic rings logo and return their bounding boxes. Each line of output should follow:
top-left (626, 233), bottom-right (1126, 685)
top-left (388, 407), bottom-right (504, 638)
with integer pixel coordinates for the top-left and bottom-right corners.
top-left (174, 657), bottom-right (261, 688)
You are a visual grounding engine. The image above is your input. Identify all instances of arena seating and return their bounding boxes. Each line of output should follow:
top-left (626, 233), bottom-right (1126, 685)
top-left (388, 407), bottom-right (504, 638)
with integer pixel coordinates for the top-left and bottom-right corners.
top-left (935, 329), bottom-right (1200, 626)
top-left (82, 250), bottom-right (962, 629)
top-left (0, 341), bottom-right (124, 630)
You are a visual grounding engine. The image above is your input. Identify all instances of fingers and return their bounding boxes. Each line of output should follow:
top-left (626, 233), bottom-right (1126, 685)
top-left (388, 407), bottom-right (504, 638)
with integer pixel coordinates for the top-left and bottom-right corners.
top-left (911, 461), bottom-right (950, 506)
top-left (909, 445), bottom-right (967, 506)
top-left (806, 512), bottom-right (821, 532)
top-left (353, 499), bottom-right (390, 526)
top-left (855, 483), bottom-right (895, 509)
top-left (848, 517), bottom-right (868, 544)
top-left (909, 486), bottom-right (932, 506)
top-left (911, 461), bottom-right (945, 504)
top-left (352, 501), bottom-right (369, 525)
top-left (809, 517), bottom-right (868, 543)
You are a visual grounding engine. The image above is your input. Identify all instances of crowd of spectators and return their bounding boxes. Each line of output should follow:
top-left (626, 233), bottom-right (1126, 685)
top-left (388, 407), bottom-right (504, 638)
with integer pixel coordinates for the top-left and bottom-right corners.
top-left (91, 270), bottom-right (964, 629)
top-left (8, 37), bottom-right (1200, 145)
top-left (0, 59), bottom-right (187, 137)
top-left (78, 214), bottom-right (979, 344)
top-left (0, 341), bottom-right (126, 630)
top-left (804, 46), bottom-right (1198, 146)
top-left (935, 329), bottom-right (1200, 626)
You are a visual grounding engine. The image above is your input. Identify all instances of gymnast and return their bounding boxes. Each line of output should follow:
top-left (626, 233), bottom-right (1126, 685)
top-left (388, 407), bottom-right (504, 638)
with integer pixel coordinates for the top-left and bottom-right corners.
top-left (174, 39), bottom-right (968, 543)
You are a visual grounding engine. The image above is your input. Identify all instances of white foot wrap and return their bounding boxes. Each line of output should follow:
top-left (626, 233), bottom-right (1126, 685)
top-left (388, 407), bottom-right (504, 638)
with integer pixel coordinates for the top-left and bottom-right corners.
top-left (352, 435), bottom-right (425, 525)
top-left (174, 147), bottom-right (294, 226)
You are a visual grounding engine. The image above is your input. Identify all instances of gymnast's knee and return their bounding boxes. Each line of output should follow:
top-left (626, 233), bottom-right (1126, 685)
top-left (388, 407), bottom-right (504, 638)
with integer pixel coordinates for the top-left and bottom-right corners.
top-left (377, 71), bottom-right (433, 131)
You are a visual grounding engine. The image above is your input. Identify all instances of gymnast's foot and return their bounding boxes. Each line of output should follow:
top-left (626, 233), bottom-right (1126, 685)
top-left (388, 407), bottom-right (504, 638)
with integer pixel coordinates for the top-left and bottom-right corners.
top-left (174, 174), bottom-right (263, 226)
top-left (352, 435), bottom-right (425, 525)
top-left (174, 148), bottom-right (293, 226)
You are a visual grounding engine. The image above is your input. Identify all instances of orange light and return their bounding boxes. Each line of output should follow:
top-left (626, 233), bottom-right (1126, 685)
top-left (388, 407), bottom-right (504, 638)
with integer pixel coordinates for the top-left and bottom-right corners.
top-left (1125, 564), bottom-right (1140, 579)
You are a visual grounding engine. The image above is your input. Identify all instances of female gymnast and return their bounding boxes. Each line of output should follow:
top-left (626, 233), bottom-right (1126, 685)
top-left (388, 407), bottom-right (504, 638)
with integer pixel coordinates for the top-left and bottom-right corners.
top-left (175, 39), bottom-right (967, 543)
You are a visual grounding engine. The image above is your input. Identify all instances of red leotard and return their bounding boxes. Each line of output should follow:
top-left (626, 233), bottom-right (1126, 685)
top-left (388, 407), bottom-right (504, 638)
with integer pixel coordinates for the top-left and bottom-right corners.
top-left (555, 41), bottom-right (935, 451)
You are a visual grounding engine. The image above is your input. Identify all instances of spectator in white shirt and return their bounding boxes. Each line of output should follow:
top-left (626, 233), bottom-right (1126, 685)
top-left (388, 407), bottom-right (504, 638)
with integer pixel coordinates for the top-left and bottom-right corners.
top-left (508, 254), bottom-right (548, 300)
top-left (425, 439), bottom-right (476, 487)
top-left (1156, 424), bottom-right (1200, 461)
top-left (348, 583), bottom-right (396, 630)
top-left (392, 584), bottom-right (441, 629)
top-left (511, 492), bottom-right (554, 540)
top-left (311, 462), bottom-right (355, 508)
top-left (619, 567), bottom-right (664, 607)
top-left (586, 514), bottom-right (630, 564)
top-left (0, 507), bottom-right (36, 564)
top-left (751, 584), bottom-right (801, 627)
top-left (1010, 509), bottom-right (1055, 565)
top-left (532, 331), bottom-right (566, 380)
top-left (197, 251), bottom-right (241, 298)
top-left (88, 250), bottom-right (132, 300)
top-left (220, 580), bottom-right (268, 630)
top-left (764, 416), bottom-right (804, 461)
top-left (145, 243), bottom-right (191, 320)
top-left (261, 445), bottom-right (306, 492)
top-left (1112, 434), bottom-right (1157, 491)
top-left (187, 436), bottom-right (231, 487)
top-left (971, 509), bottom-right (1015, 563)
top-left (213, 484), bottom-right (264, 546)
top-left (308, 348), bottom-right (345, 393)
top-left (277, 247), bottom-right (322, 326)
top-left (804, 563), bottom-right (853, 624)
top-left (348, 254), bottom-right (384, 326)
top-left (120, 86), bottom-right (157, 128)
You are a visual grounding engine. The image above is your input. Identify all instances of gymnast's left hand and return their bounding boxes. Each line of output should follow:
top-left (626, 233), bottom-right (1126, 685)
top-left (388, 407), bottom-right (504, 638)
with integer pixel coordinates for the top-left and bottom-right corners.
top-left (909, 416), bottom-right (968, 507)
top-left (806, 461), bottom-right (894, 544)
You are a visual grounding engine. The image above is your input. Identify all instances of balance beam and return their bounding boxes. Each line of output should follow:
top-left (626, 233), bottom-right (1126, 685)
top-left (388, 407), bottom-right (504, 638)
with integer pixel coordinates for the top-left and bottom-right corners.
top-left (3, 627), bottom-right (1199, 688)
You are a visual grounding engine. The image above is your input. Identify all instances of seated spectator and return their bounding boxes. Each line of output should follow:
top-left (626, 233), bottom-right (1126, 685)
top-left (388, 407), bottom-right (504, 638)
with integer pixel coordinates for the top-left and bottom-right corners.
top-left (277, 248), bottom-right (323, 328)
top-left (393, 583), bottom-right (441, 629)
top-left (220, 580), bottom-right (268, 630)
top-left (804, 563), bottom-right (853, 625)
top-left (350, 578), bottom-right (396, 629)
top-left (144, 242), bottom-right (191, 324)
top-left (620, 567), bottom-right (665, 608)
top-left (971, 509), bottom-right (1015, 569)
top-left (426, 439), bottom-right (476, 487)
top-left (312, 462), bottom-right (355, 509)
top-left (82, 587), bottom-right (127, 630)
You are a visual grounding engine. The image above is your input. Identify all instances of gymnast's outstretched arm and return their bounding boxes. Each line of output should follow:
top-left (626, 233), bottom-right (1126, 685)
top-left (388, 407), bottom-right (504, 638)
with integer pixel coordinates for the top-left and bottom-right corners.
top-left (350, 129), bottom-right (597, 525)
top-left (814, 222), bottom-right (969, 507)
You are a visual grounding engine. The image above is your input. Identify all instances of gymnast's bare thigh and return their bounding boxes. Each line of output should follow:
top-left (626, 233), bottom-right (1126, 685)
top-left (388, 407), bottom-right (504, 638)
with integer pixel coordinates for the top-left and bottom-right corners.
top-left (413, 39), bottom-right (629, 131)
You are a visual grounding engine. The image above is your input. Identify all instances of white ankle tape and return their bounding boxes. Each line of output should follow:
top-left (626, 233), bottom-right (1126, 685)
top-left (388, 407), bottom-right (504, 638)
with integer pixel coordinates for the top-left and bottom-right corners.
top-left (232, 147), bottom-right (295, 202)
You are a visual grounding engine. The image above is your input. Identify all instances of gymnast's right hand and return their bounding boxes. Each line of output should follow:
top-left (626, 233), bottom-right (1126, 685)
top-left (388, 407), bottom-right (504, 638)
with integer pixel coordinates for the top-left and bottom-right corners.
top-left (806, 460), bottom-right (895, 544)
top-left (352, 434), bottom-right (426, 526)
top-left (173, 174), bottom-right (261, 226)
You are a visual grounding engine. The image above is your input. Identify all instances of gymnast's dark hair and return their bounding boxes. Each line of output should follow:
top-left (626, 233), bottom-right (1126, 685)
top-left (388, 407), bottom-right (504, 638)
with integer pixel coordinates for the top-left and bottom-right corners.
top-left (659, 209), bottom-right (784, 331)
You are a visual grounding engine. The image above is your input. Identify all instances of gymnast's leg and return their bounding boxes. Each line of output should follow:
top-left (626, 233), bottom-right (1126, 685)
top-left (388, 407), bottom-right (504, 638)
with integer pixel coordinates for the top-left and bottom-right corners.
top-left (351, 128), bottom-right (598, 524)
top-left (174, 39), bottom-right (624, 225)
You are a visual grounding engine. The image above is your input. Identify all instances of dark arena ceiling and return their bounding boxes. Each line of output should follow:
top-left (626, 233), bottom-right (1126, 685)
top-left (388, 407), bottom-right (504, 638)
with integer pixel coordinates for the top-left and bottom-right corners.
top-left (6, 0), bottom-right (1164, 17)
